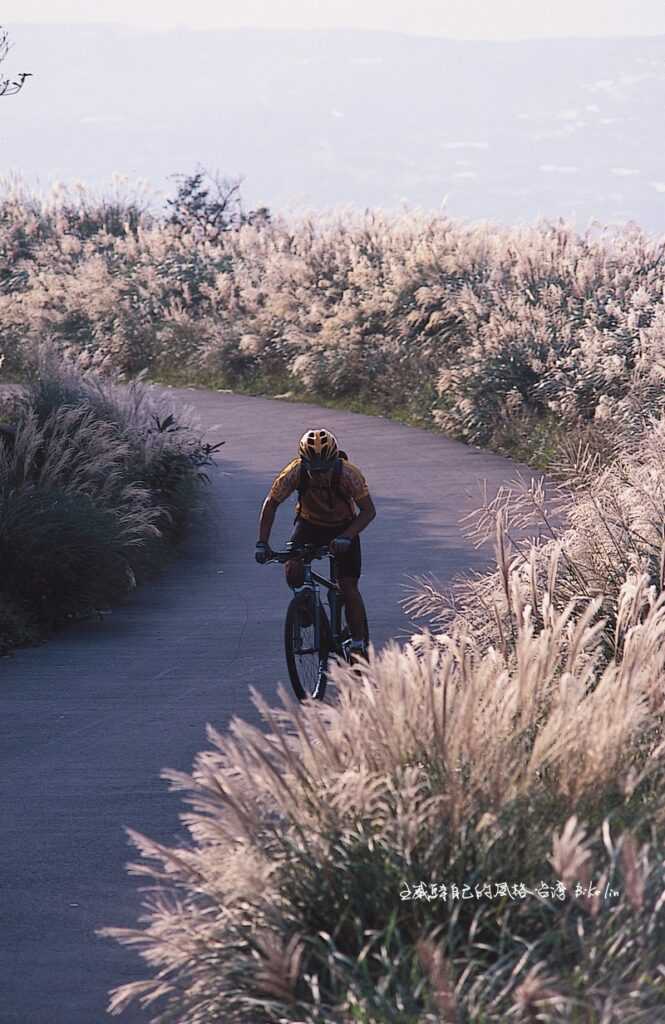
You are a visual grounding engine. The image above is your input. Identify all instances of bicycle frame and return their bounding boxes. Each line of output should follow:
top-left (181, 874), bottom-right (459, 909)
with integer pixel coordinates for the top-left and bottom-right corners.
top-left (262, 543), bottom-right (356, 670)
top-left (301, 553), bottom-right (347, 656)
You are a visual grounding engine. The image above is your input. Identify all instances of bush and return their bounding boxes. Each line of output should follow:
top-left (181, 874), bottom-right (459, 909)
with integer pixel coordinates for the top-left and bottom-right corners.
top-left (0, 591), bottom-right (37, 653)
top-left (19, 348), bottom-right (220, 539)
top-left (166, 167), bottom-right (271, 236)
top-left (0, 483), bottom-right (147, 625)
top-left (4, 185), bottom-right (665, 463)
top-left (0, 346), bottom-right (220, 646)
top-left (405, 415), bottom-right (665, 670)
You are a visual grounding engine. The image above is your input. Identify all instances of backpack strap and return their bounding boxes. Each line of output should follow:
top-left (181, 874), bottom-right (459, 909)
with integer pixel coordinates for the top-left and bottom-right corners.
top-left (295, 459), bottom-right (309, 520)
top-left (332, 457), bottom-right (356, 519)
top-left (331, 452), bottom-right (349, 509)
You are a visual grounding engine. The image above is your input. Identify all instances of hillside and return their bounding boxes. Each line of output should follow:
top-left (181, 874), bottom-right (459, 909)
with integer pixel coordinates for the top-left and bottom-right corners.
top-left (2, 24), bottom-right (665, 227)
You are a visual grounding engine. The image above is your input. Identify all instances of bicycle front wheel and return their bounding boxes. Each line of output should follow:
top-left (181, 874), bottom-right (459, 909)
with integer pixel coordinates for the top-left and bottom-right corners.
top-left (284, 597), bottom-right (331, 701)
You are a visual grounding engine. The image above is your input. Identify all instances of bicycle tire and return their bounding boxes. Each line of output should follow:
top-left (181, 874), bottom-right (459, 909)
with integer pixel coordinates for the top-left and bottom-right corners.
top-left (284, 597), bottom-right (332, 701)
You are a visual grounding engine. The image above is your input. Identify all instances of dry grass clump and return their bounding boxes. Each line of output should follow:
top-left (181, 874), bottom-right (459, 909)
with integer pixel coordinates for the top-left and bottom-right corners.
top-left (406, 417), bottom-right (665, 670)
top-left (0, 345), bottom-right (217, 649)
top-left (4, 182), bottom-right (665, 462)
top-left (102, 599), bottom-right (665, 1021)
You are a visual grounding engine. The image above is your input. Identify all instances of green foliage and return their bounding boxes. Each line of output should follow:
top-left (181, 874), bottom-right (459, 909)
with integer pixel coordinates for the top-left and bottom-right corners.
top-left (0, 485), bottom-right (141, 624)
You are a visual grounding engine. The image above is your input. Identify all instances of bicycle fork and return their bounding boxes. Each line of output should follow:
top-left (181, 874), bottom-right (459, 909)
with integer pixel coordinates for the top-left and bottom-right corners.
top-left (303, 567), bottom-right (329, 688)
top-left (298, 565), bottom-right (323, 654)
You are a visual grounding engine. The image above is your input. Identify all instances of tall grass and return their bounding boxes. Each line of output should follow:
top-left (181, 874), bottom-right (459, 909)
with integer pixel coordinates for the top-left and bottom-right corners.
top-left (0, 346), bottom-right (217, 649)
top-left (102, 583), bottom-right (665, 1021)
top-left (405, 417), bottom-right (665, 669)
top-left (3, 182), bottom-right (665, 463)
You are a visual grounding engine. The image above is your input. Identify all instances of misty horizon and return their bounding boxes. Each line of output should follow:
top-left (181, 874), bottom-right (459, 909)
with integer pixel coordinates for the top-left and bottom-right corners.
top-left (2, 23), bottom-right (665, 231)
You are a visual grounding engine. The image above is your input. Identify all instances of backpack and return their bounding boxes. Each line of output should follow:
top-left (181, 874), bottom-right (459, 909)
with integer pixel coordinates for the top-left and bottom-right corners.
top-left (296, 450), bottom-right (353, 518)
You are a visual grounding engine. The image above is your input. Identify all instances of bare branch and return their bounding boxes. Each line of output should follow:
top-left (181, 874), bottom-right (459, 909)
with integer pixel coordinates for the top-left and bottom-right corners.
top-left (0, 26), bottom-right (31, 98)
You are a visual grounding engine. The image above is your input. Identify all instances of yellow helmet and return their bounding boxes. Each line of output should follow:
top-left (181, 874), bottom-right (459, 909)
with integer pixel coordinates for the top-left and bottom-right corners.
top-left (298, 428), bottom-right (339, 470)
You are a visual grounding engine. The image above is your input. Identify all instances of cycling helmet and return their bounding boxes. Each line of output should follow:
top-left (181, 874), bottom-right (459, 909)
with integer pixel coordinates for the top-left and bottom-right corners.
top-left (298, 428), bottom-right (339, 470)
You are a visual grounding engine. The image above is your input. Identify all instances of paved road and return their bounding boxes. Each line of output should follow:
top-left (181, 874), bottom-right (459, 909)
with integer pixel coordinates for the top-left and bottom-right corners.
top-left (1, 389), bottom-right (536, 1023)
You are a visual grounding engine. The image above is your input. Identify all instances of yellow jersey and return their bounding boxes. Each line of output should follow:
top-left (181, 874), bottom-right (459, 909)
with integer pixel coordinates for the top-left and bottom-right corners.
top-left (269, 458), bottom-right (369, 526)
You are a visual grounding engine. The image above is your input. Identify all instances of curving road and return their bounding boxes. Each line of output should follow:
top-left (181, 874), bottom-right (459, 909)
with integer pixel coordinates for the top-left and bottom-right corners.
top-left (0, 388), bottom-right (536, 1023)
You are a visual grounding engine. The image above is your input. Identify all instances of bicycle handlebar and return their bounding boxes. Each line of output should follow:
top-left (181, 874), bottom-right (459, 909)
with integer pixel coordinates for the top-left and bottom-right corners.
top-left (263, 543), bottom-right (332, 565)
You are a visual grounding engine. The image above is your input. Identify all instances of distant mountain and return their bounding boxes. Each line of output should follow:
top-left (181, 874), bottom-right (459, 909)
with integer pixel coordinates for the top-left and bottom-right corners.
top-left (2, 24), bottom-right (665, 230)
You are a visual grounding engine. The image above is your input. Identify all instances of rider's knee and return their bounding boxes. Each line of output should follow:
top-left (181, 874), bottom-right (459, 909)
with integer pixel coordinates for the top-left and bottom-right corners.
top-left (285, 558), bottom-right (305, 588)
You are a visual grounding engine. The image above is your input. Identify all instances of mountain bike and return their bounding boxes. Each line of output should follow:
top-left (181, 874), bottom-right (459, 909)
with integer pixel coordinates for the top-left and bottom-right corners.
top-left (262, 543), bottom-right (370, 701)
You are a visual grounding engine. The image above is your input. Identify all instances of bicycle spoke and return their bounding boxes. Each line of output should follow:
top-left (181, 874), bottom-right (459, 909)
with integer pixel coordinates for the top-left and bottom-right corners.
top-left (285, 599), bottom-right (330, 701)
top-left (291, 623), bottom-right (321, 695)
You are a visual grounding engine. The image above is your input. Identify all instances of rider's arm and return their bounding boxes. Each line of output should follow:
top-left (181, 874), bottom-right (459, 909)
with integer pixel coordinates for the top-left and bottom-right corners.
top-left (340, 493), bottom-right (376, 540)
top-left (258, 496), bottom-right (279, 544)
top-left (257, 460), bottom-right (299, 545)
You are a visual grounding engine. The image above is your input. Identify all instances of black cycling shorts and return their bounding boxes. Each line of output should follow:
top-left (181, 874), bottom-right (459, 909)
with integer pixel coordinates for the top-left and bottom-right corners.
top-left (288, 517), bottom-right (361, 580)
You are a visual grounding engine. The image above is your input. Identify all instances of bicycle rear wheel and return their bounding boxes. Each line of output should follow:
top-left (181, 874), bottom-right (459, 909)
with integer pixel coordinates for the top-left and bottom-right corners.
top-left (284, 597), bottom-right (331, 701)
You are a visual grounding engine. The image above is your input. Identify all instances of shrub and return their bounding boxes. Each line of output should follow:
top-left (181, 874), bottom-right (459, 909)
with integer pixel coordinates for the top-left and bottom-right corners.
top-left (20, 345), bottom-right (220, 536)
top-left (166, 167), bottom-right (271, 236)
top-left (0, 591), bottom-right (36, 652)
top-left (4, 185), bottom-right (665, 463)
top-left (0, 482), bottom-right (149, 625)
top-left (405, 416), bottom-right (665, 669)
top-left (0, 346), bottom-right (220, 644)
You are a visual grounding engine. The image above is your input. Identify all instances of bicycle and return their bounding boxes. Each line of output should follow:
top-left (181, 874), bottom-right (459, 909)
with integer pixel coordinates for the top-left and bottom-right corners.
top-left (261, 543), bottom-right (370, 701)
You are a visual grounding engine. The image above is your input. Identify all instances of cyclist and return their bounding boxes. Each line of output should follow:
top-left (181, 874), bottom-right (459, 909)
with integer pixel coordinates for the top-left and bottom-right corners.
top-left (255, 428), bottom-right (376, 657)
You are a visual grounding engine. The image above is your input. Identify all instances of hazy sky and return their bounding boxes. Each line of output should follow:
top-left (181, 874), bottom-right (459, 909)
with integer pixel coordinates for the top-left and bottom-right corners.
top-left (3, 0), bottom-right (665, 39)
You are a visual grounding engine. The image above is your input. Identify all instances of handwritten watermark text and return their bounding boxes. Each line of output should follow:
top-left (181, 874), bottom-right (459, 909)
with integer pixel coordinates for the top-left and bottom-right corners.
top-left (400, 880), bottom-right (620, 902)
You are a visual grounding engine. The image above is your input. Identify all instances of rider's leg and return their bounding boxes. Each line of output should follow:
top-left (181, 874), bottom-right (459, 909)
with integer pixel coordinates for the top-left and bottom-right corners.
top-left (285, 557), bottom-right (305, 588)
top-left (286, 515), bottom-right (322, 591)
top-left (285, 556), bottom-right (313, 626)
top-left (338, 576), bottom-right (367, 643)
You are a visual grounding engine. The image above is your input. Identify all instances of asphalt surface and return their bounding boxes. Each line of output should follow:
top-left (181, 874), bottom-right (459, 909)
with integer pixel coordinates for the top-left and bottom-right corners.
top-left (1, 388), bottom-right (538, 1023)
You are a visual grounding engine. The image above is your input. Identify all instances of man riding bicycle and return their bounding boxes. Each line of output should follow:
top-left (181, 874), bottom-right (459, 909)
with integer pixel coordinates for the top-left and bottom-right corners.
top-left (255, 428), bottom-right (376, 657)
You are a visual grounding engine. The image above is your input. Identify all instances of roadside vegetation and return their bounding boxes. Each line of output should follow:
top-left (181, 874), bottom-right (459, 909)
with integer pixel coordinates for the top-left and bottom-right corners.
top-left (0, 346), bottom-right (219, 653)
top-left (2, 179), bottom-right (664, 469)
top-left (4, 180), bottom-right (665, 1018)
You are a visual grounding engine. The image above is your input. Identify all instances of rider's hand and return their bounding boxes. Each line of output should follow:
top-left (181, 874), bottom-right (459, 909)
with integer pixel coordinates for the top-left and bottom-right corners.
top-left (255, 541), bottom-right (271, 564)
top-left (331, 536), bottom-right (352, 555)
